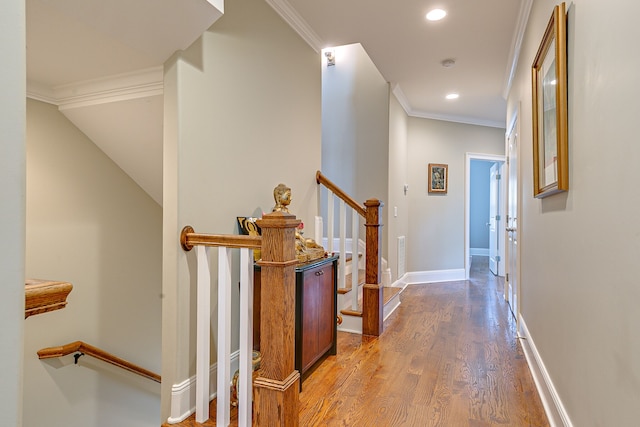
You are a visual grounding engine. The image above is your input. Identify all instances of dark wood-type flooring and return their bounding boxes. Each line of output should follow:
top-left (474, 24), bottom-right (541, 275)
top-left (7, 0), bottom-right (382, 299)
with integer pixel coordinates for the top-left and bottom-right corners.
top-left (165, 256), bottom-right (549, 426)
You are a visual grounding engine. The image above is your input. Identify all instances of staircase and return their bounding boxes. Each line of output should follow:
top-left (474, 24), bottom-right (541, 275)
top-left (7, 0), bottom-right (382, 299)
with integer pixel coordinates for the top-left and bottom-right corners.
top-left (334, 250), bottom-right (402, 334)
top-left (316, 170), bottom-right (403, 336)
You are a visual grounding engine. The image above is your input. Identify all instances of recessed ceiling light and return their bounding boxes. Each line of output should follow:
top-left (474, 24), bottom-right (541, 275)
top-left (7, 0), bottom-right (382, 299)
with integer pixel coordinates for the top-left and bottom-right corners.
top-left (446, 93), bottom-right (459, 100)
top-left (426, 9), bottom-right (447, 21)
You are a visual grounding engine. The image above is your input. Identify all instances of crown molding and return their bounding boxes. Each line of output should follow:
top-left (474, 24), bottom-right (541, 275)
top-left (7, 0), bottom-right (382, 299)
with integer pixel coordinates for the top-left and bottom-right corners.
top-left (502, 0), bottom-right (533, 99)
top-left (410, 109), bottom-right (506, 129)
top-left (265, 0), bottom-right (324, 53)
top-left (27, 66), bottom-right (164, 109)
top-left (391, 83), bottom-right (412, 115)
top-left (26, 81), bottom-right (58, 105)
top-left (392, 83), bottom-right (505, 129)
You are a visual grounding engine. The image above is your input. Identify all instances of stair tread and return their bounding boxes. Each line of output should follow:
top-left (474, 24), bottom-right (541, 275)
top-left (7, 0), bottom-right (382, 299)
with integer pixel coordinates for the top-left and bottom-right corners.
top-left (337, 269), bottom-right (366, 294)
top-left (340, 287), bottom-right (403, 317)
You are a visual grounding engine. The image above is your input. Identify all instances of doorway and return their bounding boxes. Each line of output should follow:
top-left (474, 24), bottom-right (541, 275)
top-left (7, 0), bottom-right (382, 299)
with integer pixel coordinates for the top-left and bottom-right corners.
top-left (465, 153), bottom-right (506, 280)
top-left (505, 109), bottom-right (520, 325)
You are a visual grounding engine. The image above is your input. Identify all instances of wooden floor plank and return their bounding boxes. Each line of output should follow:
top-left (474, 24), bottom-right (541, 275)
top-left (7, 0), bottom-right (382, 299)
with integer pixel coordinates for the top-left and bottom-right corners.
top-left (164, 257), bottom-right (548, 426)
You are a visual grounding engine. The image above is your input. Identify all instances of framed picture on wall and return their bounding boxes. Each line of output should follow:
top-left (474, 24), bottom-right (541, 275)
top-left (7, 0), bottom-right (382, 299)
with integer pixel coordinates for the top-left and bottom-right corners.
top-left (532, 2), bottom-right (568, 198)
top-left (428, 163), bottom-right (448, 194)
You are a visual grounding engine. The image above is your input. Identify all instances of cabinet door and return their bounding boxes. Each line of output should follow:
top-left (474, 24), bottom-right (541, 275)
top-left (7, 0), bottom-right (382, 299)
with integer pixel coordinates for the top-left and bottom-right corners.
top-left (301, 268), bottom-right (320, 371)
top-left (316, 263), bottom-right (335, 356)
top-left (301, 262), bottom-right (335, 373)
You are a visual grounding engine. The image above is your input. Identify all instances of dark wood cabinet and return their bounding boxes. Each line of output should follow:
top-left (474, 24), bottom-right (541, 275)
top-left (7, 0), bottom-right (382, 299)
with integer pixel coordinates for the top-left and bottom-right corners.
top-left (296, 257), bottom-right (338, 375)
top-left (254, 256), bottom-right (337, 383)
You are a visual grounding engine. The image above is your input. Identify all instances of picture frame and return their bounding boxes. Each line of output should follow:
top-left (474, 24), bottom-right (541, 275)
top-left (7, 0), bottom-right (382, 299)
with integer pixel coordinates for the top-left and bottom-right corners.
top-left (532, 2), bottom-right (568, 198)
top-left (428, 163), bottom-right (448, 194)
top-left (237, 216), bottom-right (261, 236)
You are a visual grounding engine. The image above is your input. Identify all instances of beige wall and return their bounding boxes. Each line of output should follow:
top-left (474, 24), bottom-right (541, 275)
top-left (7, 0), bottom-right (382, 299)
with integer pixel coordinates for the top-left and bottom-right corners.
top-left (407, 117), bottom-right (504, 272)
top-left (507, 1), bottom-right (640, 425)
top-left (162, 0), bottom-right (321, 419)
top-left (387, 94), bottom-right (409, 281)
top-left (0, 0), bottom-right (26, 424)
top-left (321, 43), bottom-right (390, 259)
top-left (24, 99), bottom-right (162, 427)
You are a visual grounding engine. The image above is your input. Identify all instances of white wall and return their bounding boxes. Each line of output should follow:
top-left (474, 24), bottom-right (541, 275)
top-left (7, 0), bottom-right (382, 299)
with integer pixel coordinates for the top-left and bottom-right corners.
top-left (162, 0), bottom-right (321, 420)
top-left (387, 93), bottom-right (409, 281)
top-left (24, 99), bottom-right (162, 427)
top-left (407, 117), bottom-right (504, 272)
top-left (0, 0), bottom-right (25, 424)
top-left (321, 43), bottom-right (390, 259)
top-left (507, 1), bottom-right (640, 425)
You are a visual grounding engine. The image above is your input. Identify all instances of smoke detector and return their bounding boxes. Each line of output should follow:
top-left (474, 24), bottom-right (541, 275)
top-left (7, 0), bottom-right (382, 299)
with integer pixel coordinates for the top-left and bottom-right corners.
top-left (441, 58), bottom-right (456, 68)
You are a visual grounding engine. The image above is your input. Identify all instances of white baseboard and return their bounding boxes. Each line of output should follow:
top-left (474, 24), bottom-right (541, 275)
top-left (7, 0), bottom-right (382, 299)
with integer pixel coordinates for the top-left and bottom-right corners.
top-left (470, 248), bottom-right (489, 256)
top-left (403, 269), bottom-right (466, 284)
top-left (519, 316), bottom-right (573, 427)
top-left (383, 289), bottom-right (402, 321)
top-left (337, 313), bottom-right (362, 334)
top-left (167, 350), bottom-right (240, 424)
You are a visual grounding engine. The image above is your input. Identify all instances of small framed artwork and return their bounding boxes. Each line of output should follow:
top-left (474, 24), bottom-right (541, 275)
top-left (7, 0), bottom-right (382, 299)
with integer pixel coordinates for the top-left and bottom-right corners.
top-left (428, 163), bottom-right (448, 194)
top-left (532, 2), bottom-right (568, 198)
top-left (237, 216), bottom-right (261, 236)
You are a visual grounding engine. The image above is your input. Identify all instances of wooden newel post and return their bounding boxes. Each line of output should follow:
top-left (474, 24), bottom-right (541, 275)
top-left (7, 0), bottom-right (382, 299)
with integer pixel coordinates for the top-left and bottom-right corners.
top-left (254, 211), bottom-right (300, 426)
top-left (363, 199), bottom-right (383, 337)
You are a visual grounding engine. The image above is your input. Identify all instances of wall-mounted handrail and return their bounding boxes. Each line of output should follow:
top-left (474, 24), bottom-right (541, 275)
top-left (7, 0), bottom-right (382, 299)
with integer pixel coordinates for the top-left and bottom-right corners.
top-left (37, 341), bottom-right (161, 383)
top-left (316, 170), bottom-right (366, 217)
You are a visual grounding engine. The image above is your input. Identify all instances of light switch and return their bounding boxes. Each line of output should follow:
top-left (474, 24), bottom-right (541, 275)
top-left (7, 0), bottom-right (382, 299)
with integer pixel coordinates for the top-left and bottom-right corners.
top-left (394, 206), bottom-right (398, 217)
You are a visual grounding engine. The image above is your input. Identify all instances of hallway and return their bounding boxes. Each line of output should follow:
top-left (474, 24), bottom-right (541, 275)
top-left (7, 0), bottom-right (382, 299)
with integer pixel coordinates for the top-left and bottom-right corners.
top-left (298, 256), bottom-right (548, 426)
top-left (170, 256), bottom-right (548, 426)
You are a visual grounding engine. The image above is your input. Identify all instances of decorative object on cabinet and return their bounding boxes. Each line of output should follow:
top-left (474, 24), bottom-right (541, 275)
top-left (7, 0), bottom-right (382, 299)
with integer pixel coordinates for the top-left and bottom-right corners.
top-left (532, 2), bottom-right (568, 198)
top-left (271, 183), bottom-right (325, 262)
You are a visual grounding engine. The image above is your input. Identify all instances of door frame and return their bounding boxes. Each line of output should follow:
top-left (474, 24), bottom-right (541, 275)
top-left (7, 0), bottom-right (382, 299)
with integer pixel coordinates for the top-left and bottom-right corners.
top-left (489, 161), bottom-right (506, 277)
top-left (465, 152), bottom-right (506, 280)
top-left (505, 104), bottom-right (522, 328)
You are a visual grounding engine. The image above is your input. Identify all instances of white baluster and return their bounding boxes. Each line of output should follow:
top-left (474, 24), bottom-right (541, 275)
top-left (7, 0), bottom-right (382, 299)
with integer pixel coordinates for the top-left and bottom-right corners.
top-left (339, 200), bottom-right (346, 291)
top-left (238, 248), bottom-right (253, 427)
top-left (351, 209), bottom-right (359, 310)
top-left (217, 247), bottom-right (232, 426)
top-left (195, 246), bottom-right (211, 423)
top-left (315, 216), bottom-right (323, 248)
top-left (327, 190), bottom-right (334, 254)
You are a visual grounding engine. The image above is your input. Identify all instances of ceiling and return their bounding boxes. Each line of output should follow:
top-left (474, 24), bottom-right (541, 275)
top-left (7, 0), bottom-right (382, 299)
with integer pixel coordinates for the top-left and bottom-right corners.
top-left (25, 0), bottom-right (530, 205)
top-left (275, 0), bottom-right (530, 127)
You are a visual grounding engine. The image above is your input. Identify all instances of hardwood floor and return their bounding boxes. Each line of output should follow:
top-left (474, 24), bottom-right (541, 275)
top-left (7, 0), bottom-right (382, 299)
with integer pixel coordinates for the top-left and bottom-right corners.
top-left (165, 256), bottom-right (548, 426)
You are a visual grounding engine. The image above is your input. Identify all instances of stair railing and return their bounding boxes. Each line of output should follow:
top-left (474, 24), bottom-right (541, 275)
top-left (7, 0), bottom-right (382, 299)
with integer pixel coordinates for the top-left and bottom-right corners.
top-left (37, 341), bottom-right (161, 383)
top-left (316, 171), bottom-right (384, 336)
top-left (180, 211), bottom-right (300, 426)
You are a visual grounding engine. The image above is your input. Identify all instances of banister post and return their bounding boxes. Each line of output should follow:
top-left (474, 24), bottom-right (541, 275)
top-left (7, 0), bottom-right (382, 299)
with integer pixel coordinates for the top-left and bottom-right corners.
top-left (363, 199), bottom-right (383, 336)
top-left (254, 211), bottom-right (300, 426)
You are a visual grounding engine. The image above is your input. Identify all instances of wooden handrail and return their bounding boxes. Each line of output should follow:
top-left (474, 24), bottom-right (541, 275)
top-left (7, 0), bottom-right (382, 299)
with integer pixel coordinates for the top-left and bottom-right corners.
top-left (37, 341), bottom-right (161, 383)
top-left (316, 170), bottom-right (366, 217)
top-left (25, 279), bottom-right (73, 319)
top-left (180, 225), bottom-right (262, 251)
top-left (316, 170), bottom-right (384, 336)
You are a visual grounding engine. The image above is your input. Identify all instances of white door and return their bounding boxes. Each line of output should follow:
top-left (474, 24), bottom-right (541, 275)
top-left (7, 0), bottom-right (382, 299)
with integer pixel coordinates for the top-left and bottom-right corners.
top-left (488, 162), bottom-right (503, 276)
top-left (506, 124), bottom-right (519, 322)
